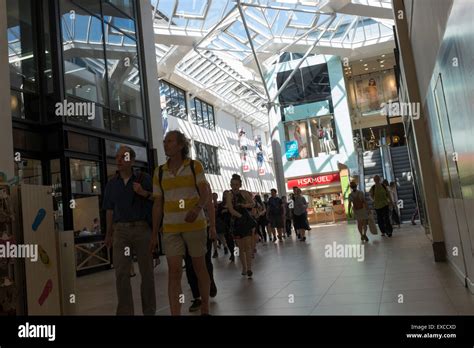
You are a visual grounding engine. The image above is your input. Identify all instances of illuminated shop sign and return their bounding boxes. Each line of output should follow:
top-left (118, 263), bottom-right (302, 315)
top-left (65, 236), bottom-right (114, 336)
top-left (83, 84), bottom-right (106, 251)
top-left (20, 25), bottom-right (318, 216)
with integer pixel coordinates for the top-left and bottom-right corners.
top-left (287, 173), bottom-right (340, 189)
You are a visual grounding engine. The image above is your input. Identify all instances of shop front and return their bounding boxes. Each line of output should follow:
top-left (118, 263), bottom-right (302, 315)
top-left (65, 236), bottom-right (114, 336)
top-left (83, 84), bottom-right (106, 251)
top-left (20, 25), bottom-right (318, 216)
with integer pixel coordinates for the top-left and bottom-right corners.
top-left (287, 173), bottom-right (346, 224)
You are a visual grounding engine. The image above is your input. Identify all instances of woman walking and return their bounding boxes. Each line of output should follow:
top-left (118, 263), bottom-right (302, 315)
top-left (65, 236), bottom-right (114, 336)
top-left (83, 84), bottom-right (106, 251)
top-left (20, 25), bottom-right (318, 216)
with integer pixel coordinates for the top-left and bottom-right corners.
top-left (227, 174), bottom-right (256, 279)
top-left (292, 187), bottom-right (309, 242)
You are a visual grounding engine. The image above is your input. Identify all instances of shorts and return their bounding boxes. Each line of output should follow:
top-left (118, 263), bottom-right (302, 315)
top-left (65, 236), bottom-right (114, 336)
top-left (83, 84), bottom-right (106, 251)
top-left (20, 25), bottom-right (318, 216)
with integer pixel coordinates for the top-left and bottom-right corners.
top-left (353, 207), bottom-right (369, 221)
top-left (162, 229), bottom-right (207, 257)
top-left (268, 215), bottom-right (284, 229)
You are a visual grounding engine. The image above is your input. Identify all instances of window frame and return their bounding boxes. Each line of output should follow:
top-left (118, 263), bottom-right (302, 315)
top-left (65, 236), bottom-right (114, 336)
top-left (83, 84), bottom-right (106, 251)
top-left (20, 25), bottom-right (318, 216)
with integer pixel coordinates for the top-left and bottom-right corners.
top-left (192, 97), bottom-right (215, 130)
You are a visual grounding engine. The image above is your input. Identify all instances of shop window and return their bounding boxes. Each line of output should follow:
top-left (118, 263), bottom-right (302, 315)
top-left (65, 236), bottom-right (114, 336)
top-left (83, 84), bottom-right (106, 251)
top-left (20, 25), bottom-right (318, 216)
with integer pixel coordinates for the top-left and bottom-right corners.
top-left (69, 159), bottom-right (102, 237)
top-left (105, 28), bottom-right (142, 117)
top-left (110, 111), bottom-right (144, 138)
top-left (50, 159), bottom-right (64, 232)
top-left (67, 132), bottom-right (100, 154)
top-left (61, 0), bottom-right (108, 105)
top-left (284, 115), bottom-right (338, 161)
top-left (105, 140), bottom-right (147, 162)
top-left (192, 98), bottom-right (215, 130)
top-left (159, 81), bottom-right (187, 120)
top-left (194, 141), bottom-right (219, 175)
top-left (10, 90), bottom-right (40, 121)
top-left (7, 0), bottom-right (38, 94)
top-left (14, 158), bottom-right (42, 185)
top-left (65, 97), bottom-right (106, 129)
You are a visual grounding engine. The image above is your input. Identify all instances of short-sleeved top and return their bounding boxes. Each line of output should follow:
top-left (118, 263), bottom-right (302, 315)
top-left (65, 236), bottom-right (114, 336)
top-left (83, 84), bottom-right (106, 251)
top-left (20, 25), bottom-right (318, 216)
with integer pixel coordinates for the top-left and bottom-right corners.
top-left (293, 195), bottom-right (307, 216)
top-left (153, 159), bottom-right (208, 233)
top-left (349, 190), bottom-right (365, 210)
top-left (102, 172), bottom-right (153, 224)
top-left (372, 185), bottom-right (389, 209)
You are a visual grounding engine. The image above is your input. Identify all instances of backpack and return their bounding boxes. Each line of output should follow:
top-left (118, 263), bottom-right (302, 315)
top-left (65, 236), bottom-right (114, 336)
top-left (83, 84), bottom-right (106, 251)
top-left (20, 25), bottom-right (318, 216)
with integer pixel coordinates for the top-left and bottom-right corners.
top-left (268, 197), bottom-right (283, 216)
top-left (352, 191), bottom-right (365, 210)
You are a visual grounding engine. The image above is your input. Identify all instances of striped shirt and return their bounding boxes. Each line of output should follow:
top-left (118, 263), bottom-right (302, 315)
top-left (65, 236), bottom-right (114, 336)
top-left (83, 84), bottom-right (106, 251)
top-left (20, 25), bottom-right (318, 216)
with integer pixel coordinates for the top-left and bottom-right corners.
top-left (153, 158), bottom-right (208, 233)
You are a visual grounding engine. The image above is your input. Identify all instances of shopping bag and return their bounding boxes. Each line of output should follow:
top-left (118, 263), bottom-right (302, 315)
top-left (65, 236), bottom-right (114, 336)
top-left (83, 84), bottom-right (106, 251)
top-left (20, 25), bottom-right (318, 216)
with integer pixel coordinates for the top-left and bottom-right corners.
top-left (368, 210), bottom-right (378, 235)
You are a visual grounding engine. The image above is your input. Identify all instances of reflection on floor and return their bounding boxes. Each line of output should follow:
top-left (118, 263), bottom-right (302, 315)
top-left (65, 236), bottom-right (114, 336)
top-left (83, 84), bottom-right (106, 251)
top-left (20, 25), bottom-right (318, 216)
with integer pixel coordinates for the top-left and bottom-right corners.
top-left (76, 222), bottom-right (474, 315)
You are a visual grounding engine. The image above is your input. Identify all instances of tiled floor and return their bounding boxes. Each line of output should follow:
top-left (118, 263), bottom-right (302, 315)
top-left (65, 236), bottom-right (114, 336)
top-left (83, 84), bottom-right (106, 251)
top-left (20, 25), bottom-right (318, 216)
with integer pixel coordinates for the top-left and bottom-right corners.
top-left (76, 222), bottom-right (474, 315)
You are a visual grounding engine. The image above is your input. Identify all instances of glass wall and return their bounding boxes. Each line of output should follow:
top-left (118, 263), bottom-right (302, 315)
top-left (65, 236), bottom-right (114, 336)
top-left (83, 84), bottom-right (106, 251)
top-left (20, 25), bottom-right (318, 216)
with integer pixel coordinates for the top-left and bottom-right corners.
top-left (59, 0), bottom-right (144, 134)
top-left (284, 115), bottom-right (338, 161)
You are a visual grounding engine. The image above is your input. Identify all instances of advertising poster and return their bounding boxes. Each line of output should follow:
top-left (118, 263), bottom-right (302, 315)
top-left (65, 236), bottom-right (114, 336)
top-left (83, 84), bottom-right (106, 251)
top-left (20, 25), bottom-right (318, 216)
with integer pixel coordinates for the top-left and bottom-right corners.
top-left (238, 128), bottom-right (249, 172)
top-left (255, 135), bottom-right (265, 175)
top-left (355, 75), bottom-right (383, 112)
top-left (285, 140), bottom-right (298, 160)
top-left (285, 121), bottom-right (309, 160)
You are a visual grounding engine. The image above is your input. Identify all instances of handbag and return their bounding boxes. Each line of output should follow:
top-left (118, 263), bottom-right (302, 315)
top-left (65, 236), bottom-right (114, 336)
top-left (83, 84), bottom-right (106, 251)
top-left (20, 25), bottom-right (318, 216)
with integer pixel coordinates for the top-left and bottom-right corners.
top-left (368, 210), bottom-right (378, 235)
top-left (231, 209), bottom-right (257, 237)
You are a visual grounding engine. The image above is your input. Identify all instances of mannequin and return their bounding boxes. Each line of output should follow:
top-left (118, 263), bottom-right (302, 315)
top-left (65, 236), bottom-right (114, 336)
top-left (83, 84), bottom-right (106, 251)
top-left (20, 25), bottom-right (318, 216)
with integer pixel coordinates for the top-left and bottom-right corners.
top-left (318, 125), bottom-right (326, 154)
top-left (327, 123), bottom-right (336, 151)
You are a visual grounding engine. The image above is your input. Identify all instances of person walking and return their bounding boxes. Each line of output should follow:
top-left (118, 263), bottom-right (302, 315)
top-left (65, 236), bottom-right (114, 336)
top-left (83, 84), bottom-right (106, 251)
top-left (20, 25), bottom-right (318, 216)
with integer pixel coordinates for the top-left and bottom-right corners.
top-left (369, 175), bottom-right (393, 237)
top-left (348, 181), bottom-right (369, 242)
top-left (292, 187), bottom-right (309, 242)
top-left (267, 189), bottom-right (285, 242)
top-left (282, 196), bottom-right (293, 238)
top-left (218, 191), bottom-right (235, 262)
top-left (226, 174), bottom-right (256, 278)
top-left (184, 183), bottom-right (218, 313)
top-left (388, 181), bottom-right (401, 228)
top-left (149, 130), bottom-right (216, 316)
top-left (103, 146), bottom-right (156, 315)
top-left (254, 195), bottom-right (267, 243)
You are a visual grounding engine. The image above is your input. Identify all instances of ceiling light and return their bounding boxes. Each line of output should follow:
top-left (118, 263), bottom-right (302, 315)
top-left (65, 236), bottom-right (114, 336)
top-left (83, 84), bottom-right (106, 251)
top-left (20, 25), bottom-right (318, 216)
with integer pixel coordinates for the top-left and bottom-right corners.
top-left (380, 60), bottom-right (385, 63)
top-left (363, 64), bottom-right (368, 67)
top-left (380, 65), bottom-right (384, 67)
top-left (382, 54), bottom-right (386, 57)
top-left (364, 68), bottom-right (369, 71)
top-left (360, 59), bottom-right (363, 62)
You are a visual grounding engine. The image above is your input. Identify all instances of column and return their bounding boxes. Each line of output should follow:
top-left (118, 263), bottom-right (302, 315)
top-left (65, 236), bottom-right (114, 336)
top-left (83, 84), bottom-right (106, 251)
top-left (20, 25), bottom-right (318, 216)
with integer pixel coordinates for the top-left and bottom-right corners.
top-left (393, 0), bottom-right (446, 261)
top-left (0, 0), bottom-right (14, 180)
top-left (137, 1), bottom-right (165, 165)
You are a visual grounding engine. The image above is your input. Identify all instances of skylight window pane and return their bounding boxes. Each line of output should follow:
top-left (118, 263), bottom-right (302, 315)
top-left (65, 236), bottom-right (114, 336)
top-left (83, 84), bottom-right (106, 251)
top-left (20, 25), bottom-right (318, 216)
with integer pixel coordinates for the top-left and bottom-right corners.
top-left (176, 0), bottom-right (208, 19)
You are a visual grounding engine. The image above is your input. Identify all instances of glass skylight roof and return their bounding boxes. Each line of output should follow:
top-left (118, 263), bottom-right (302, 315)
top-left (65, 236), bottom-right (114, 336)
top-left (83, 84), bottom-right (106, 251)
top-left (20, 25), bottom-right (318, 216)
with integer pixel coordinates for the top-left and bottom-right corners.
top-left (152, 0), bottom-right (394, 127)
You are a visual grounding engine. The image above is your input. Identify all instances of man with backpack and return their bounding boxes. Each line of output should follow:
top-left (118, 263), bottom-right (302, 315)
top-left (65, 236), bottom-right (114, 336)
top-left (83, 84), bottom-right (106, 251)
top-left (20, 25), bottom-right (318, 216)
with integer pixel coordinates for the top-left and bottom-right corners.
top-left (369, 175), bottom-right (393, 237)
top-left (348, 181), bottom-right (369, 242)
top-left (267, 188), bottom-right (285, 242)
top-left (149, 130), bottom-right (216, 316)
top-left (103, 146), bottom-right (156, 315)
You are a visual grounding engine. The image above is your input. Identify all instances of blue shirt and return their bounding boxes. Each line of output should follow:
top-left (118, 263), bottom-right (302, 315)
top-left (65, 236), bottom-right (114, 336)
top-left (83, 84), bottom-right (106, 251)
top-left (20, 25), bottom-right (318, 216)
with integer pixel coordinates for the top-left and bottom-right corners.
top-left (102, 172), bottom-right (153, 224)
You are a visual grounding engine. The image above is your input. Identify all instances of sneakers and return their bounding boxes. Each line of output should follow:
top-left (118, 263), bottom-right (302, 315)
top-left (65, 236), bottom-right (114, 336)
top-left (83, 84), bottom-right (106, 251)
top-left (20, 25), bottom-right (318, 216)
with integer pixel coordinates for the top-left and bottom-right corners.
top-left (210, 281), bottom-right (217, 298)
top-left (212, 250), bottom-right (218, 258)
top-left (189, 299), bottom-right (202, 312)
top-left (247, 270), bottom-right (253, 279)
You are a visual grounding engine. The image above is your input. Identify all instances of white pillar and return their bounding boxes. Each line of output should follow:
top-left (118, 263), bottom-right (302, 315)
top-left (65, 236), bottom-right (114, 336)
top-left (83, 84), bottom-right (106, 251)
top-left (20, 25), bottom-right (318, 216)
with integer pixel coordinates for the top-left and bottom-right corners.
top-left (267, 104), bottom-right (287, 195)
top-left (0, 0), bottom-right (14, 180)
top-left (137, 1), bottom-right (165, 165)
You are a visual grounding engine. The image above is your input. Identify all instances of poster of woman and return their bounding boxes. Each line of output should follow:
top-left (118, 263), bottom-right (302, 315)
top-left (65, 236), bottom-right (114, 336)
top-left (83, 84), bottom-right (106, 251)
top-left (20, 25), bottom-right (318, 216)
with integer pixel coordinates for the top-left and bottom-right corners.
top-left (286, 122), bottom-right (309, 159)
top-left (355, 75), bottom-right (383, 113)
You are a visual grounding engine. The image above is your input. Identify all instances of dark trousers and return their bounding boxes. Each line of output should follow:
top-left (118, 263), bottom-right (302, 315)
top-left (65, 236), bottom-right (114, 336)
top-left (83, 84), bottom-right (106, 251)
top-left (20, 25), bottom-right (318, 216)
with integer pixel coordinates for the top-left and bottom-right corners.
top-left (184, 230), bottom-right (214, 299)
top-left (375, 205), bottom-right (393, 235)
top-left (224, 231), bottom-right (235, 256)
top-left (258, 217), bottom-right (267, 241)
top-left (285, 219), bottom-right (292, 236)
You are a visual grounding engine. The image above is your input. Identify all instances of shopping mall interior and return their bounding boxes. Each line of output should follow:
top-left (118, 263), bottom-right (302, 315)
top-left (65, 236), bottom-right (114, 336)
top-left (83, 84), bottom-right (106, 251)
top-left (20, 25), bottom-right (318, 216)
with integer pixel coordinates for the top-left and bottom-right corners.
top-left (0, 0), bottom-right (473, 317)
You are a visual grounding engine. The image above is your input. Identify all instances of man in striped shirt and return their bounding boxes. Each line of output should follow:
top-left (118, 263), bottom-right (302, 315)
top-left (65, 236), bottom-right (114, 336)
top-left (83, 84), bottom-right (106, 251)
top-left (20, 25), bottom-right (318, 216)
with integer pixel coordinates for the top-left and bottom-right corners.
top-left (149, 130), bottom-right (216, 315)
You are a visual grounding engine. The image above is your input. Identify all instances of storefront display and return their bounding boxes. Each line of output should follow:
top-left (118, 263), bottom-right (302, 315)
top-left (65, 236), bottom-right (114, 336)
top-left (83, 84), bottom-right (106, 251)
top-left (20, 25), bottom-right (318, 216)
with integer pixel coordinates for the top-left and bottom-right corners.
top-left (287, 172), bottom-right (346, 224)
